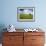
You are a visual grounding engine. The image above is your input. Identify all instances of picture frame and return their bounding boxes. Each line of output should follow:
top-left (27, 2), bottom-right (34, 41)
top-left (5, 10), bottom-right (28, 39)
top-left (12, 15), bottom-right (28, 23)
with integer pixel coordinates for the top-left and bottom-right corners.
top-left (17, 7), bottom-right (35, 22)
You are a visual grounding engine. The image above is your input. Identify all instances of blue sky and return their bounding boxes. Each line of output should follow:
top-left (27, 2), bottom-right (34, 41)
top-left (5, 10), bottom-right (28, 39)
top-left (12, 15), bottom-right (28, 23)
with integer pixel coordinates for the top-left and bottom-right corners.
top-left (18, 9), bottom-right (33, 14)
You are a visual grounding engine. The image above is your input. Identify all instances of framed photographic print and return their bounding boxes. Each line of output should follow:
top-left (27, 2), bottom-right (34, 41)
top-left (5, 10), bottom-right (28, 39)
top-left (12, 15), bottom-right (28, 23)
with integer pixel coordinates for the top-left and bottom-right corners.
top-left (17, 7), bottom-right (35, 22)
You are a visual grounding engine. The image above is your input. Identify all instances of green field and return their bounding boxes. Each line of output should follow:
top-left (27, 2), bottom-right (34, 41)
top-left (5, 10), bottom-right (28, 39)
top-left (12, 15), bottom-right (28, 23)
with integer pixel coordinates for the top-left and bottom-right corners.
top-left (19, 13), bottom-right (33, 19)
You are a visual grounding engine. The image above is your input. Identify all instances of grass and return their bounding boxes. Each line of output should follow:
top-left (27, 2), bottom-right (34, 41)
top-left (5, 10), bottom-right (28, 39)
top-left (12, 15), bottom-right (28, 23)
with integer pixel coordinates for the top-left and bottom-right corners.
top-left (19, 13), bottom-right (33, 19)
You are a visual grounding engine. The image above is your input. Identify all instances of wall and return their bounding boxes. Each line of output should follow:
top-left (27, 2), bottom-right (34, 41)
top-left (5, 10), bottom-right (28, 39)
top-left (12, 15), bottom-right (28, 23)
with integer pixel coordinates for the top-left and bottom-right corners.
top-left (0, 0), bottom-right (46, 29)
top-left (0, 0), bottom-right (46, 43)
